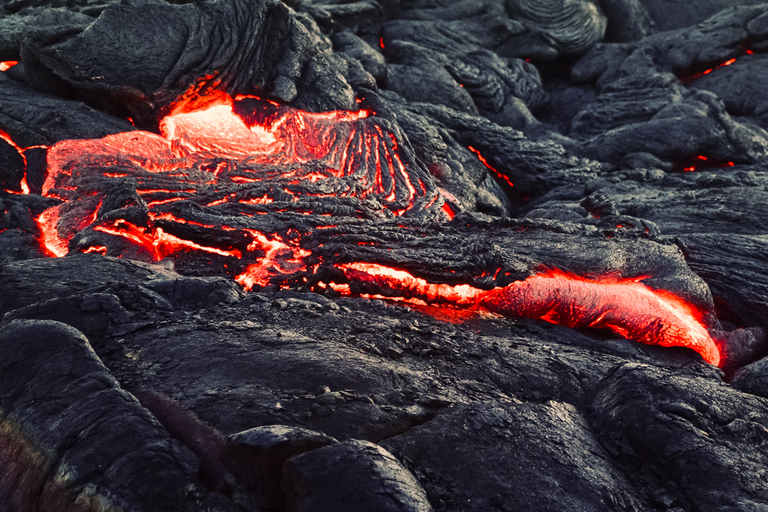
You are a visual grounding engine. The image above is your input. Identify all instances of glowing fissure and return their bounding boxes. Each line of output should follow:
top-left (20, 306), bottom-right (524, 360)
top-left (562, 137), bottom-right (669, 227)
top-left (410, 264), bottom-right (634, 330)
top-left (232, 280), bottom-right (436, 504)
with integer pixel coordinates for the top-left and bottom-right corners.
top-left (235, 230), bottom-right (309, 290)
top-left (468, 145), bottom-right (514, 188)
top-left (678, 48), bottom-right (755, 85)
top-left (36, 207), bottom-right (67, 257)
top-left (333, 263), bottom-right (719, 366)
top-left (678, 155), bottom-right (736, 172)
top-left (93, 220), bottom-right (242, 260)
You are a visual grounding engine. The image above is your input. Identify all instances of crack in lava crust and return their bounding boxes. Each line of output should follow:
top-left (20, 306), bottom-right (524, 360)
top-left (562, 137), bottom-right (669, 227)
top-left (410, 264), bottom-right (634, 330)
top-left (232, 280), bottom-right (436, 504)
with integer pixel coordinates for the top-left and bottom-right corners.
top-left (28, 93), bottom-right (721, 366)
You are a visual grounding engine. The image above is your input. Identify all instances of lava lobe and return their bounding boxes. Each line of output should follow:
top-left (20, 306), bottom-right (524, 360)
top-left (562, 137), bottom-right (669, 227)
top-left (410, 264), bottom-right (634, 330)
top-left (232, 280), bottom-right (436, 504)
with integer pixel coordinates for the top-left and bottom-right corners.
top-left (11, 90), bottom-right (721, 366)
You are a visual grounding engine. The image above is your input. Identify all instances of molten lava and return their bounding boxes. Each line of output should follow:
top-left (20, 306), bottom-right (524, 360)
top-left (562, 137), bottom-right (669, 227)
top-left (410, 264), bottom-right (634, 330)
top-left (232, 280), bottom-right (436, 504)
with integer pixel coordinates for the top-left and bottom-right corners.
top-left (25, 89), bottom-right (723, 367)
top-left (333, 263), bottom-right (719, 366)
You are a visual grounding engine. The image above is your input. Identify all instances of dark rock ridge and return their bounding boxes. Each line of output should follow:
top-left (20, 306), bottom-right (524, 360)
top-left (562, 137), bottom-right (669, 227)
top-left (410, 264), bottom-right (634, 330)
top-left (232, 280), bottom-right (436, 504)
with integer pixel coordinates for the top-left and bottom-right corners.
top-left (0, 0), bottom-right (768, 510)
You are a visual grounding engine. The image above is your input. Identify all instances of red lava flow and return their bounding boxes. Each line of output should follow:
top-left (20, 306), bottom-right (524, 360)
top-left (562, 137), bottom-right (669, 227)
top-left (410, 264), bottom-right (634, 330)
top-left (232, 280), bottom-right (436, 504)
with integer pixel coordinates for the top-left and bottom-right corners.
top-left (0, 90), bottom-right (721, 366)
top-left (334, 263), bottom-right (719, 366)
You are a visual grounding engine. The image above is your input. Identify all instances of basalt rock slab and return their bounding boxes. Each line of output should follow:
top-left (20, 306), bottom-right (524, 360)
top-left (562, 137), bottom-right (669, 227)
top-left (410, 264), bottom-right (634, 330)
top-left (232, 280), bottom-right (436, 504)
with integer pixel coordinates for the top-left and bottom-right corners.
top-left (382, 401), bottom-right (645, 512)
top-left (598, 0), bottom-right (654, 42)
top-left (577, 170), bottom-right (768, 236)
top-left (685, 52), bottom-right (768, 131)
top-left (0, 253), bottom-right (745, 511)
top-left (684, 234), bottom-right (768, 332)
top-left (0, 319), bottom-right (237, 511)
top-left (0, 137), bottom-right (24, 191)
top-left (591, 362), bottom-right (768, 511)
top-left (0, 253), bottom-right (243, 317)
top-left (283, 439), bottom-right (432, 512)
top-left (731, 356), bottom-right (768, 400)
top-left (225, 425), bottom-right (337, 510)
top-left (638, 0), bottom-right (768, 32)
top-left (0, 73), bottom-right (133, 148)
top-left (375, 0), bottom-right (606, 60)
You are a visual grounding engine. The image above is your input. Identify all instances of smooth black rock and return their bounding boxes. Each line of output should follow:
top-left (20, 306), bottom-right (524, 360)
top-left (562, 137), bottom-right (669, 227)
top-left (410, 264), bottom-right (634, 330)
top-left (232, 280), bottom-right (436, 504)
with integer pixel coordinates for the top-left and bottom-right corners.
top-left (592, 362), bottom-right (768, 511)
top-left (0, 137), bottom-right (24, 191)
top-left (225, 425), bottom-right (337, 510)
top-left (282, 439), bottom-right (432, 512)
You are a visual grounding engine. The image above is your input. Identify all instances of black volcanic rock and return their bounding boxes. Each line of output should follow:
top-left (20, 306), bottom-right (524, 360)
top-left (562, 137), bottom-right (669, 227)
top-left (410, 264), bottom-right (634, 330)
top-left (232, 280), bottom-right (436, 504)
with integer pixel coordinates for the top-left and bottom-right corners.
top-left (225, 425), bottom-right (337, 510)
top-left (638, 0), bottom-right (768, 32)
top-left (686, 52), bottom-right (768, 127)
top-left (0, 253), bottom-right (756, 511)
top-left (592, 362), bottom-right (768, 511)
top-left (282, 439), bottom-right (433, 512)
top-left (0, 319), bottom-right (237, 511)
top-left (0, 73), bottom-right (134, 147)
top-left (0, 137), bottom-right (24, 191)
top-left (2, 0), bottom-right (768, 510)
top-left (10, 0), bottom-right (361, 127)
top-left (382, 401), bottom-right (645, 511)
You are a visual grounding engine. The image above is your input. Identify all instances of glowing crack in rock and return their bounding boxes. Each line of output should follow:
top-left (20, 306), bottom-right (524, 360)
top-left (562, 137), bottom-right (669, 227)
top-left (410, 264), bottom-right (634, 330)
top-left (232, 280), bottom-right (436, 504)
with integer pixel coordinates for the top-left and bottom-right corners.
top-left (0, 129), bottom-right (30, 195)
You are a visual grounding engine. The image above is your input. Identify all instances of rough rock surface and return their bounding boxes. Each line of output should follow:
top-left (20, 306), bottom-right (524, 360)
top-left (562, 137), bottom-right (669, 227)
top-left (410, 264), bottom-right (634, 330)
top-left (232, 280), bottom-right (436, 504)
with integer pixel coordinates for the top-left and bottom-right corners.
top-left (0, 319), bottom-right (235, 511)
top-left (1, 0), bottom-right (768, 510)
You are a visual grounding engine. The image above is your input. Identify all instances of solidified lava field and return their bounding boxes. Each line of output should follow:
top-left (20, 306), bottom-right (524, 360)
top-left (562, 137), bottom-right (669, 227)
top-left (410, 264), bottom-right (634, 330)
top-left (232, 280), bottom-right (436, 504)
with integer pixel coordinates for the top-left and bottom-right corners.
top-left (1, 0), bottom-right (768, 510)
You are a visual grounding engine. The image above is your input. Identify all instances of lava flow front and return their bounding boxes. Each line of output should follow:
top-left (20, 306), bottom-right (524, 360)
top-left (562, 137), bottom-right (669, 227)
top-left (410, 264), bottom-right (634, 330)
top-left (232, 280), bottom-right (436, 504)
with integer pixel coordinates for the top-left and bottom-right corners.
top-left (333, 263), bottom-right (719, 366)
top-left (14, 91), bottom-right (721, 366)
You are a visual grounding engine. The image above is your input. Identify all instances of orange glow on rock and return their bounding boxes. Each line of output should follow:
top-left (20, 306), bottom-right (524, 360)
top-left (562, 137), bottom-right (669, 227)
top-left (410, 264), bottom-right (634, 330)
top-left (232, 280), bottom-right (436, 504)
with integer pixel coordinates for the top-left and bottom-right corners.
top-left (334, 263), bottom-right (720, 366)
top-left (235, 230), bottom-right (309, 290)
top-left (81, 245), bottom-right (108, 255)
top-left (468, 145), bottom-right (514, 188)
top-left (94, 220), bottom-right (242, 260)
top-left (481, 270), bottom-right (719, 366)
top-left (0, 61), bottom-right (17, 72)
top-left (680, 54), bottom-right (744, 84)
top-left (33, 89), bottom-right (721, 367)
top-left (45, 93), bottom-right (434, 213)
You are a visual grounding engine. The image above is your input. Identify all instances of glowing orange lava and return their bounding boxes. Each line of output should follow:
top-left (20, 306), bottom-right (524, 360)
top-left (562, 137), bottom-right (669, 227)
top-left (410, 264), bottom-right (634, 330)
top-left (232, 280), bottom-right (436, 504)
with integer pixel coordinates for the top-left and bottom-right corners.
top-left (36, 207), bottom-right (67, 257)
top-left (235, 231), bottom-right (309, 289)
top-left (45, 93), bottom-right (441, 213)
top-left (0, 61), bottom-right (17, 72)
top-left (31, 89), bottom-right (721, 367)
top-left (93, 220), bottom-right (242, 260)
top-left (679, 52), bottom-right (747, 85)
top-left (334, 263), bottom-right (720, 366)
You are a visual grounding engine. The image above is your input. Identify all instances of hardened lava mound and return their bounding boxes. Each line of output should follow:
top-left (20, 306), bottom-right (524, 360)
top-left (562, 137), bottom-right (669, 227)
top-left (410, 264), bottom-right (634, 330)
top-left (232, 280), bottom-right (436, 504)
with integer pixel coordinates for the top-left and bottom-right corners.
top-left (1, 0), bottom-right (768, 511)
